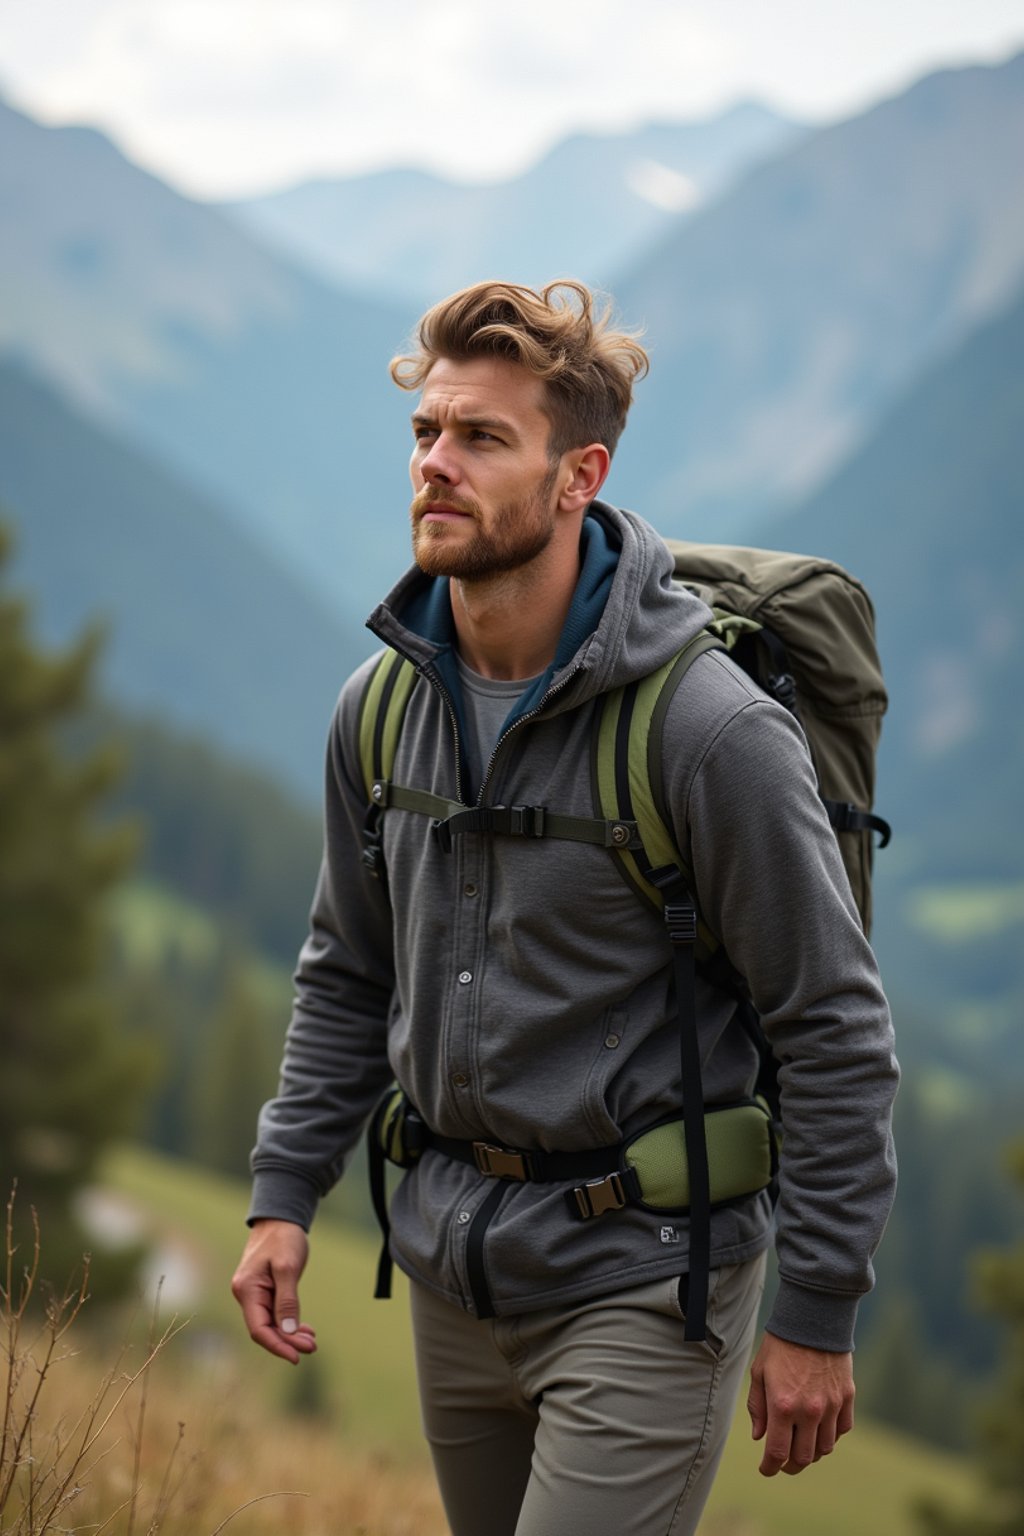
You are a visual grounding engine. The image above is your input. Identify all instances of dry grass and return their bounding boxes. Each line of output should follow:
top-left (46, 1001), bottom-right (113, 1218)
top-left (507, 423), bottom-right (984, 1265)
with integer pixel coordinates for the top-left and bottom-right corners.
top-left (0, 1186), bottom-right (447, 1536)
top-left (31, 1351), bottom-right (449, 1535)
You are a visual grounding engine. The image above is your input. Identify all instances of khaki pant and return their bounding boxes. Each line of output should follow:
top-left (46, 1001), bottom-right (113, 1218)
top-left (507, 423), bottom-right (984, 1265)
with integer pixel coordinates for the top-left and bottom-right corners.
top-left (410, 1254), bottom-right (766, 1536)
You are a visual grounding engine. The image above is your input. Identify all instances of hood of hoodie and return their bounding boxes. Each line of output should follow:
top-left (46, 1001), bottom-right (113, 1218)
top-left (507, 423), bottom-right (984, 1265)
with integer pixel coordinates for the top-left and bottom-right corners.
top-left (366, 501), bottom-right (715, 727)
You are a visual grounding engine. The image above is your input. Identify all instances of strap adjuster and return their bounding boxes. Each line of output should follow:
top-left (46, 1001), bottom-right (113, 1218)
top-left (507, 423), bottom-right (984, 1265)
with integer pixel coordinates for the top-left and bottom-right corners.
top-left (361, 802), bottom-right (385, 876)
top-left (473, 1142), bottom-right (531, 1180)
top-left (507, 803), bottom-right (545, 837)
top-left (570, 1170), bottom-right (630, 1219)
top-left (663, 902), bottom-right (698, 946)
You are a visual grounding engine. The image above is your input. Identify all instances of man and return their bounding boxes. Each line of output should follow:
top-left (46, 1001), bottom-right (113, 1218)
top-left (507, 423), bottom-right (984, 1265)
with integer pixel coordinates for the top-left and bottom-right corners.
top-left (232, 280), bottom-right (898, 1536)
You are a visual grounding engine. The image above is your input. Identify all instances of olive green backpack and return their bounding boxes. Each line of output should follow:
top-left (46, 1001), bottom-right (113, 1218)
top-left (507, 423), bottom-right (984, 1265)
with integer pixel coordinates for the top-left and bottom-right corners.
top-left (358, 538), bottom-right (891, 1340)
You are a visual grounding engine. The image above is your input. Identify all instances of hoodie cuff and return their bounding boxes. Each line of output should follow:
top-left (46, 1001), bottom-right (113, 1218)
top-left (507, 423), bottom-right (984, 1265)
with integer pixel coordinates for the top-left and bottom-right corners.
top-left (765, 1278), bottom-right (861, 1354)
top-left (247, 1168), bottom-right (321, 1232)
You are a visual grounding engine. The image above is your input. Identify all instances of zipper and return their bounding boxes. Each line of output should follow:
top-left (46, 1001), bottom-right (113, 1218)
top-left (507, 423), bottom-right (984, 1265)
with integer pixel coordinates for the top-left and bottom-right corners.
top-left (458, 662), bottom-right (585, 1319)
top-left (414, 653), bottom-right (588, 1315)
top-left (422, 662), bottom-right (468, 804)
top-left (422, 658), bottom-right (587, 806)
top-left (477, 662), bottom-right (586, 804)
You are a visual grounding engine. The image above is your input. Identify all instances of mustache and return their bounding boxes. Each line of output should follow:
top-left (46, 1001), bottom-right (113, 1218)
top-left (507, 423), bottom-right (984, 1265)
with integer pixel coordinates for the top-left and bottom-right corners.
top-left (410, 488), bottom-right (480, 519)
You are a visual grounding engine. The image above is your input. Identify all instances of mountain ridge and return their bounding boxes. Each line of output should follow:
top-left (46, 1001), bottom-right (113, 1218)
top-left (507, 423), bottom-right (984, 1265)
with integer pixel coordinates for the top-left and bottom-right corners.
top-left (0, 355), bottom-right (367, 801)
top-left (610, 50), bottom-right (1024, 539)
top-left (3, 54), bottom-right (1022, 614)
top-left (222, 101), bottom-right (805, 304)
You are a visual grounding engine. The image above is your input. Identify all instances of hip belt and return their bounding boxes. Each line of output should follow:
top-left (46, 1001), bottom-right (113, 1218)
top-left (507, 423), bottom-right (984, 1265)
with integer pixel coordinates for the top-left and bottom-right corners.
top-left (367, 1088), bottom-right (777, 1316)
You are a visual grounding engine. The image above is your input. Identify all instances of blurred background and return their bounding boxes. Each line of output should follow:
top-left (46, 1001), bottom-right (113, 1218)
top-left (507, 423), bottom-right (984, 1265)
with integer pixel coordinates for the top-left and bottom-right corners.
top-left (1, 3), bottom-right (1023, 1532)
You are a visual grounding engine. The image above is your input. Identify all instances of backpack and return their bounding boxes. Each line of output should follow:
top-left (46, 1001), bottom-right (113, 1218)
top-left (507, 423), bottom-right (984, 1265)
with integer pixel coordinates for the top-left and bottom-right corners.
top-left (358, 537), bottom-right (891, 1339)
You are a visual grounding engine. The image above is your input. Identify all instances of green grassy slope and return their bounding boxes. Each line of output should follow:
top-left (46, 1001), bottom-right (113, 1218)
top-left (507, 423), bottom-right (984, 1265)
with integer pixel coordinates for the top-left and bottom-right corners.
top-left (703, 1412), bottom-right (972, 1535)
top-left (100, 1142), bottom-right (422, 1449)
top-left (98, 1144), bottom-right (977, 1533)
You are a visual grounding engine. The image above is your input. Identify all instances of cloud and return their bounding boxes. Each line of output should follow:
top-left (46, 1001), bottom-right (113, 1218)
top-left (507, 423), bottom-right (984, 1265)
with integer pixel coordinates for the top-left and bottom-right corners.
top-left (1, 0), bottom-right (1021, 197)
top-left (1, 0), bottom-right (730, 194)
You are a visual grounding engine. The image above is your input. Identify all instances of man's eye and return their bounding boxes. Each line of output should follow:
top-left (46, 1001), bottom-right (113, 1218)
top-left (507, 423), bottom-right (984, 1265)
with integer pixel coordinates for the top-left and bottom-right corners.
top-left (471, 429), bottom-right (498, 442)
top-left (413, 426), bottom-right (436, 442)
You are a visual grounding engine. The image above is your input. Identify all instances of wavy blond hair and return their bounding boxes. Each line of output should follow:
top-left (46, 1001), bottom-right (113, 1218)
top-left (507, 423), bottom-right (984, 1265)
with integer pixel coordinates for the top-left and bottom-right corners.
top-left (390, 280), bottom-right (648, 458)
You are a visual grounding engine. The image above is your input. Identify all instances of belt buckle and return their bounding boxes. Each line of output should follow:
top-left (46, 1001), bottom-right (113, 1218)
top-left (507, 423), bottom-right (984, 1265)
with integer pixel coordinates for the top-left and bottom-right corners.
top-left (473, 1142), bottom-right (529, 1180)
top-left (572, 1171), bottom-right (628, 1218)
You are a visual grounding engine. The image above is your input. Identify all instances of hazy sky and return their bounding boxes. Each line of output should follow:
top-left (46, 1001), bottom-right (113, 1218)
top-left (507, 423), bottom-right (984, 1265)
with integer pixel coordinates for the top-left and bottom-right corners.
top-left (2, 0), bottom-right (1022, 198)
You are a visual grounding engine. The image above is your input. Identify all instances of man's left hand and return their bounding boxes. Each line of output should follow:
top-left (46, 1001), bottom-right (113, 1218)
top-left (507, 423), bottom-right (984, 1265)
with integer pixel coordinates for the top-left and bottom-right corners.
top-left (747, 1333), bottom-right (855, 1477)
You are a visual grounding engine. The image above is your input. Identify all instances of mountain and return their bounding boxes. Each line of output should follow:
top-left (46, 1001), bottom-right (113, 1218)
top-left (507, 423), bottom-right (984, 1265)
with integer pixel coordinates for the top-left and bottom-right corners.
top-left (222, 103), bottom-right (804, 306)
top-left (0, 357), bottom-right (369, 801)
top-left (4, 56), bottom-right (1019, 623)
top-left (0, 96), bottom-right (416, 615)
top-left (760, 279), bottom-right (1024, 1079)
top-left (2, 52), bottom-right (1022, 622)
top-left (608, 51), bottom-right (1024, 541)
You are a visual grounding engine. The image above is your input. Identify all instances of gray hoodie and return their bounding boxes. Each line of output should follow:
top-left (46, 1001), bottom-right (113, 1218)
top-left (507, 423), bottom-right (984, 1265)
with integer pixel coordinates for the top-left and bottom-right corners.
top-left (249, 504), bottom-right (898, 1353)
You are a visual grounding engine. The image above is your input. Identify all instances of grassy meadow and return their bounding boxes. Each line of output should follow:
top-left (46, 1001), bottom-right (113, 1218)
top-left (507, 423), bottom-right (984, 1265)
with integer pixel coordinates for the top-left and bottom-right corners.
top-left (51, 1144), bottom-right (977, 1536)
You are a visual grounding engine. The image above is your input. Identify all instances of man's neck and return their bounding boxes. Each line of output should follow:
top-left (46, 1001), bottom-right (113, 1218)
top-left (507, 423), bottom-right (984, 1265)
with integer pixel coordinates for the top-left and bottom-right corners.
top-left (449, 536), bottom-right (581, 681)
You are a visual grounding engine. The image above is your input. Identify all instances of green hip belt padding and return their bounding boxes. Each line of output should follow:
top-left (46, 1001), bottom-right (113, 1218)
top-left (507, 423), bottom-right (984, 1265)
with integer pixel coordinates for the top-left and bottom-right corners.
top-left (373, 1089), bottom-right (775, 1209)
top-left (625, 1101), bottom-right (774, 1210)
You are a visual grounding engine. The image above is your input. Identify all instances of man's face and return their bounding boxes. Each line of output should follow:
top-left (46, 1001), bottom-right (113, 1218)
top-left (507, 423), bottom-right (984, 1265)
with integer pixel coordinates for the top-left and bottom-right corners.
top-left (408, 355), bottom-right (564, 580)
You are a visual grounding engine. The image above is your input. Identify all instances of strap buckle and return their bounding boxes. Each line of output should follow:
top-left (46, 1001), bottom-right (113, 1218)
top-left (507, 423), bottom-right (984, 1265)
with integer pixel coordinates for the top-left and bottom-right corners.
top-left (570, 1170), bottom-right (629, 1219)
top-left (767, 671), bottom-right (798, 712)
top-left (473, 1142), bottom-right (531, 1180)
top-left (361, 802), bottom-right (385, 876)
top-left (506, 803), bottom-right (545, 837)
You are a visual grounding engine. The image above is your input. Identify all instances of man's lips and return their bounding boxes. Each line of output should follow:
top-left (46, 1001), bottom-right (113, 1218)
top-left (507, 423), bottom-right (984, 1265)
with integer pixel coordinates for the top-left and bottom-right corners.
top-left (411, 488), bottom-right (479, 525)
top-left (413, 493), bottom-right (477, 521)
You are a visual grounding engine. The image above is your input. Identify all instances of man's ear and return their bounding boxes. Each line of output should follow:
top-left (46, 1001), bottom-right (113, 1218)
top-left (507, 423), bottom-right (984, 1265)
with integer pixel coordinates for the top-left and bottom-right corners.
top-left (557, 443), bottom-right (610, 512)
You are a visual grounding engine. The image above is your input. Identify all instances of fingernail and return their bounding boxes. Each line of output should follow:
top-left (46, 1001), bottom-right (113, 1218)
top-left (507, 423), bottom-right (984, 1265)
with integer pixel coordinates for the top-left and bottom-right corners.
top-left (281, 1318), bottom-right (298, 1334)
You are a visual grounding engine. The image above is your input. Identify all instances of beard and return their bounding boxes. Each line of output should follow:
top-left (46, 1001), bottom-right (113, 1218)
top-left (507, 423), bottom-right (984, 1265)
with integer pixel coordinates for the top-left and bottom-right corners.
top-left (410, 470), bottom-right (559, 580)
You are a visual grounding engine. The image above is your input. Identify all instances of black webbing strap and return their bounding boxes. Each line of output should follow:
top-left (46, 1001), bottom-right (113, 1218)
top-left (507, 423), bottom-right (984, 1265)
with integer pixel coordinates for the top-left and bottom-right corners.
top-left (822, 798), bottom-right (892, 848)
top-left (614, 681), bottom-right (711, 1341)
top-left (650, 865), bottom-right (711, 1343)
top-left (373, 781), bottom-right (461, 819)
top-left (432, 803), bottom-right (642, 855)
top-left (368, 1097), bottom-right (395, 1299)
top-left (422, 1126), bottom-right (642, 1191)
top-left (466, 1181), bottom-right (507, 1319)
top-left (758, 626), bottom-right (800, 717)
top-left (369, 783), bottom-right (642, 857)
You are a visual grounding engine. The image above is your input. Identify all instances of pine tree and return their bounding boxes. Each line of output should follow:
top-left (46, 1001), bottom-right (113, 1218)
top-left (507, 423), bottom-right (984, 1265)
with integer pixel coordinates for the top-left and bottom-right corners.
top-left (0, 521), bottom-right (150, 1287)
top-left (189, 951), bottom-right (281, 1179)
top-left (857, 1290), bottom-right (965, 1449)
top-left (916, 1141), bottom-right (1024, 1535)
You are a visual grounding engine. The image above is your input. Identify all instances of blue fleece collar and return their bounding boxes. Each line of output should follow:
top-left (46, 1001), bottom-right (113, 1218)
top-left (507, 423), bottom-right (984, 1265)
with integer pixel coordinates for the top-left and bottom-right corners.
top-left (391, 510), bottom-right (621, 794)
top-left (513, 509), bottom-right (619, 719)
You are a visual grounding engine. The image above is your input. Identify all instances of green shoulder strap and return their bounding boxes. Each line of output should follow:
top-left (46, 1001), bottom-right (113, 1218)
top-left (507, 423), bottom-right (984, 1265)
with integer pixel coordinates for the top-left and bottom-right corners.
top-left (358, 645), bottom-right (646, 851)
top-left (594, 626), bottom-right (745, 948)
top-left (358, 648), bottom-right (419, 799)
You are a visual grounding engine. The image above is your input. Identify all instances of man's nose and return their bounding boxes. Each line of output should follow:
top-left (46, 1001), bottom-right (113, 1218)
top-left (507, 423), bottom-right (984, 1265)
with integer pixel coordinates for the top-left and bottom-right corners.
top-left (419, 433), bottom-right (459, 486)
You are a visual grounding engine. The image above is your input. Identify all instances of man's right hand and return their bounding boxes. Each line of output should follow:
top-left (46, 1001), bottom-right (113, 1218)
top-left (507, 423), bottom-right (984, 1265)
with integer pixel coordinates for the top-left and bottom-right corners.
top-left (231, 1219), bottom-right (318, 1364)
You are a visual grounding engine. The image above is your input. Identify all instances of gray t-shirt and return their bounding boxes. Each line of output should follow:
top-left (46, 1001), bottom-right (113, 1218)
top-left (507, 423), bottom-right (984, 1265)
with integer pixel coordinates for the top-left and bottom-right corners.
top-left (455, 652), bottom-right (541, 798)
